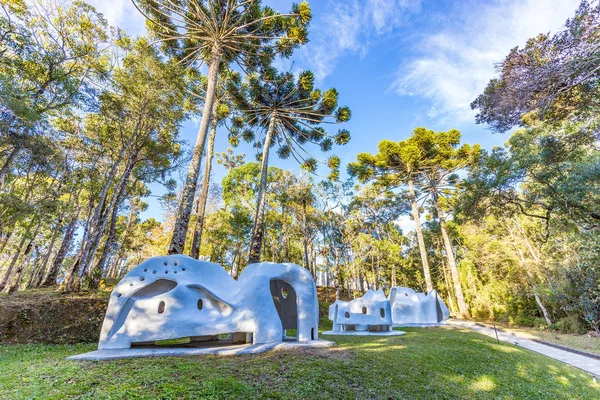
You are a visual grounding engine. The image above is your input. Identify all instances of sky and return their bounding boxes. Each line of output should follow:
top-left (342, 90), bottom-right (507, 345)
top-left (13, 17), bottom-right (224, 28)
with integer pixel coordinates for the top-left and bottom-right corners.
top-left (87, 0), bottom-right (582, 225)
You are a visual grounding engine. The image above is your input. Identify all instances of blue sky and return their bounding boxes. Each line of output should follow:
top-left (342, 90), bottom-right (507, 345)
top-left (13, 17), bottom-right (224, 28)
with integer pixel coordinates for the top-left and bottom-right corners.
top-left (87, 0), bottom-right (582, 223)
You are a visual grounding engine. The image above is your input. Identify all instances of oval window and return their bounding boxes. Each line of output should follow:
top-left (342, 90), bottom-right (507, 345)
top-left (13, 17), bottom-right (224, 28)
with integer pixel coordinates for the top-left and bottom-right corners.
top-left (281, 287), bottom-right (288, 299)
top-left (380, 308), bottom-right (385, 318)
top-left (197, 299), bottom-right (203, 310)
top-left (158, 301), bottom-right (166, 314)
top-left (345, 311), bottom-right (350, 318)
top-left (362, 307), bottom-right (367, 314)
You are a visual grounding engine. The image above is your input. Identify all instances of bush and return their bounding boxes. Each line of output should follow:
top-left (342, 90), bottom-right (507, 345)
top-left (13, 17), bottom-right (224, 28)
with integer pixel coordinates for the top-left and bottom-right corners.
top-left (551, 315), bottom-right (587, 334)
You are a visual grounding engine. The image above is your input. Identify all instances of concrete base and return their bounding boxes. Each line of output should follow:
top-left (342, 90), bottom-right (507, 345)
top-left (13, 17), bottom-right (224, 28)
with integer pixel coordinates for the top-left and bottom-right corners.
top-left (393, 323), bottom-right (447, 328)
top-left (321, 330), bottom-right (406, 337)
top-left (68, 339), bottom-right (335, 360)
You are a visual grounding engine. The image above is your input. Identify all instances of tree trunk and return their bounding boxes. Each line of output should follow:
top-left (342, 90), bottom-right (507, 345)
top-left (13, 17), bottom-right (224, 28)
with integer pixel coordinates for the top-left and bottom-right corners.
top-left (437, 212), bottom-right (470, 318)
top-left (28, 224), bottom-right (60, 288)
top-left (169, 47), bottom-right (222, 255)
top-left (3, 219), bottom-right (42, 293)
top-left (78, 163), bottom-right (131, 288)
top-left (0, 219), bottom-right (35, 290)
top-left (0, 145), bottom-right (20, 189)
top-left (191, 105), bottom-right (219, 259)
top-left (408, 178), bottom-right (433, 292)
top-left (42, 207), bottom-right (79, 286)
top-left (302, 201), bottom-right (310, 269)
top-left (248, 114), bottom-right (277, 264)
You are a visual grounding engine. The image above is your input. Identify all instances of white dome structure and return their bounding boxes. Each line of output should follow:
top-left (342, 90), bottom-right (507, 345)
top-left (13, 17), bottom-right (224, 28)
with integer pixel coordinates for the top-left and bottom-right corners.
top-left (70, 256), bottom-right (333, 360)
top-left (323, 290), bottom-right (405, 337)
top-left (389, 287), bottom-right (450, 327)
top-left (323, 286), bottom-right (450, 336)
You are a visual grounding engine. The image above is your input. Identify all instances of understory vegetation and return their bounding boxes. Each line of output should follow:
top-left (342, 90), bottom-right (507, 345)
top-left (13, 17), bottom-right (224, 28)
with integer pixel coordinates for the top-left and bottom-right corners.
top-left (1, 0), bottom-right (599, 343)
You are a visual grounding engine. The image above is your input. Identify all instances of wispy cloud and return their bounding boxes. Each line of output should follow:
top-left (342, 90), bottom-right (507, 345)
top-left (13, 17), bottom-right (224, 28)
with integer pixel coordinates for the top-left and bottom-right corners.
top-left (393, 0), bottom-right (581, 122)
top-left (304, 0), bottom-right (421, 81)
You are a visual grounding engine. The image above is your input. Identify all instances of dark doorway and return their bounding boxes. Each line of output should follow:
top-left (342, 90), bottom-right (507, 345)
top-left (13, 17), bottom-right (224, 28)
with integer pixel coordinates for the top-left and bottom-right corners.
top-left (270, 279), bottom-right (298, 339)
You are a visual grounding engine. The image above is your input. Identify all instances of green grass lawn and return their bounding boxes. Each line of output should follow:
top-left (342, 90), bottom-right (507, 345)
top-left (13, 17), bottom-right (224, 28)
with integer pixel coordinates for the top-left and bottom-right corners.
top-left (1, 327), bottom-right (598, 399)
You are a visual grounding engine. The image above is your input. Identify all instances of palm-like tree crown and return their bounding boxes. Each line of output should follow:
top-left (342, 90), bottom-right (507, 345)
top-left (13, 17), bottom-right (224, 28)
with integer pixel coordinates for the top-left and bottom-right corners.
top-left (134, 0), bottom-right (311, 68)
top-left (228, 66), bottom-right (351, 179)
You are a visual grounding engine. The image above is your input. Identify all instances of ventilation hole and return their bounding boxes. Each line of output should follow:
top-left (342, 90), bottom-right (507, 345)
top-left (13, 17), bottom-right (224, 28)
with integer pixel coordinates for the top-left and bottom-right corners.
top-left (140, 277), bottom-right (145, 281)
top-left (165, 270), bottom-right (169, 274)
top-left (281, 287), bottom-right (288, 299)
top-left (182, 268), bottom-right (186, 271)
top-left (144, 269), bottom-right (148, 272)
top-left (362, 307), bottom-right (367, 314)
top-left (404, 293), bottom-right (408, 297)
top-left (164, 262), bottom-right (168, 266)
top-left (129, 283), bottom-right (133, 287)
top-left (117, 293), bottom-right (122, 298)
top-left (345, 311), bottom-right (350, 318)
top-left (380, 308), bottom-right (385, 318)
top-left (174, 262), bottom-right (178, 266)
top-left (197, 299), bottom-right (203, 310)
top-left (174, 271), bottom-right (178, 274)
top-left (158, 301), bottom-right (165, 314)
top-left (152, 270), bottom-right (157, 274)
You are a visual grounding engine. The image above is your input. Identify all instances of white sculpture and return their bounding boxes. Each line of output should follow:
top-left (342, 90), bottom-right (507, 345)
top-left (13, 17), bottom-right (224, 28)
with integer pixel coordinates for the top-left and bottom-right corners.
top-left (70, 256), bottom-right (332, 360)
top-left (389, 287), bottom-right (450, 326)
top-left (324, 289), bottom-right (405, 336)
top-left (323, 286), bottom-right (450, 336)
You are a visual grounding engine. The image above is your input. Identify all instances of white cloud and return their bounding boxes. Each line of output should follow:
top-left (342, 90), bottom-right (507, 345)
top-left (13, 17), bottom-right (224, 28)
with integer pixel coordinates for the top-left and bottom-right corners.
top-left (393, 0), bottom-right (581, 122)
top-left (304, 0), bottom-right (421, 81)
top-left (87, 0), bottom-right (146, 37)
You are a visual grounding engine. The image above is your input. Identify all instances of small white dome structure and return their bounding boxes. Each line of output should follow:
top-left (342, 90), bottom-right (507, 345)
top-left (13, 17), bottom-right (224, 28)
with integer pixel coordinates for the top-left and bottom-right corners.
top-left (70, 256), bottom-right (333, 360)
top-left (323, 290), bottom-right (405, 337)
top-left (323, 286), bottom-right (450, 336)
top-left (389, 287), bottom-right (450, 327)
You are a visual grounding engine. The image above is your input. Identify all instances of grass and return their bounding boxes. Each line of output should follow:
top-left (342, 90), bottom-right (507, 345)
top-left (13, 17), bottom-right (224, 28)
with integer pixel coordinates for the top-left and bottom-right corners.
top-left (1, 327), bottom-right (598, 399)
top-left (500, 326), bottom-right (600, 356)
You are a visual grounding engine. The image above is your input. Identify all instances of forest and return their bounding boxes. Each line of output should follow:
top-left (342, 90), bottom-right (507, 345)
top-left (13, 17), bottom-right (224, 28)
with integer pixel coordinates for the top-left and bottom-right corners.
top-left (1, 0), bottom-right (599, 340)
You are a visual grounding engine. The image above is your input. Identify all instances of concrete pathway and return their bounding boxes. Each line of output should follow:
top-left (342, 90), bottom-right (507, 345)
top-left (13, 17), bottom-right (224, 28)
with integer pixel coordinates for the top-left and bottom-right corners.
top-left (448, 319), bottom-right (600, 379)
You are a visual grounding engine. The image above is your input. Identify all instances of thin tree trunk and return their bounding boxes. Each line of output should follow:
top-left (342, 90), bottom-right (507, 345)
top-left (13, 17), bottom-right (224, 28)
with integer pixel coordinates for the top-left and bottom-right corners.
top-left (169, 47), bottom-right (222, 255)
top-left (248, 114), bottom-right (277, 264)
top-left (3, 219), bottom-right (42, 293)
top-left (302, 201), bottom-right (310, 270)
top-left (408, 178), bottom-right (433, 292)
top-left (28, 224), bottom-right (60, 288)
top-left (513, 219), bottom-right (553, 325)
top-left (437, 213), bottom-right (470, 318)
top-left (0, 220), bottom-right (35, 290)
top-left (78, 162), bottom-right (132, 288)
top-left (191, 105), bottom-right (218, 259)
top-left (0, 145), bottom-right (20, 189)
top-left (42, 207), bottom-right (79, 286)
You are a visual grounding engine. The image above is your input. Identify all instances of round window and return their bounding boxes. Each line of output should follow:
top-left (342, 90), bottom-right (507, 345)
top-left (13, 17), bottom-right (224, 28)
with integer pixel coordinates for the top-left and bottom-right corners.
top-left (345, 311), bottom-right (350, 318)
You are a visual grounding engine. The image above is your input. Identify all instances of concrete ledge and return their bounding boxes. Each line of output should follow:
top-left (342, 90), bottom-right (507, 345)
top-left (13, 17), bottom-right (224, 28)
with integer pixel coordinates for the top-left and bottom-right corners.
top-left (393, 323), bottom-right (447, 328)
top-left (68, 339), bottom-right (335, 360)
top-left (321, 330), bottom-right (406, 337)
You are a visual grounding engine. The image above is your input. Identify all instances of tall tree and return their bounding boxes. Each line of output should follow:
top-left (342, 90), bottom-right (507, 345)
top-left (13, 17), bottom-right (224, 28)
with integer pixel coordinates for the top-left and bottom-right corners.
top-left (190, 69), bottom-right (238, 258)
top-left (412, 127), bottom-right (479, 318)
top-left (228, 66), bottom-right (351, 264)
top-left (349, 133), bottom-right (434, 292)
top-left (134, 0), bottom-right (311, 254)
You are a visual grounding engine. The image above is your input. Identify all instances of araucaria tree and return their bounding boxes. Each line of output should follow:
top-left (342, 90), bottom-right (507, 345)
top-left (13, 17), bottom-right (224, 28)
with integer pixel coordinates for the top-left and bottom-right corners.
top-left (133, 0), bottom-right (312, 254)
top-left (348, 127), bottom-right (478, 315)
top-left (348, 132), bottom-right (435, 292)
top-left (228, 67), bottom-right (351, 264)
